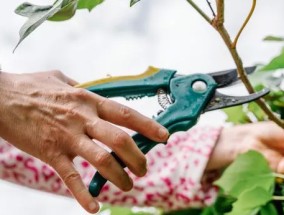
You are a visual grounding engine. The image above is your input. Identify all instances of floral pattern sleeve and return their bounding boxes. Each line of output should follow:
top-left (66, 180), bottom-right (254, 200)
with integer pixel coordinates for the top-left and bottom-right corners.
top-left (0, 126), bottom-right (222, 212)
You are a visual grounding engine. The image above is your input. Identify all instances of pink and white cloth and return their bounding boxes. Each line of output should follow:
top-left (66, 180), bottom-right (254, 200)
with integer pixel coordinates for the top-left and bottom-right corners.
top-left (0, 126), bottom-right (221, 212)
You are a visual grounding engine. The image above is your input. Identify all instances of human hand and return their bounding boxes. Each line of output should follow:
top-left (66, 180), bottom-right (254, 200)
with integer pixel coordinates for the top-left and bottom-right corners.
top-left (0, 70), bottom-right (169, 213)
top-left (206, 122), bottom-right (284, 172)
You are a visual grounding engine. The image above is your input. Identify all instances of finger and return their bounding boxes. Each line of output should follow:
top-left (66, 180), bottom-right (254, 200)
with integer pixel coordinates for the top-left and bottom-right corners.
top-left (75, 136), bottom-right (133, 191)
top-left (95, 97), bottom-right (169, 142)
top-left (52, 155), bottom-right (99, 214)
top-left (85, 119), bottom-right (147, 177)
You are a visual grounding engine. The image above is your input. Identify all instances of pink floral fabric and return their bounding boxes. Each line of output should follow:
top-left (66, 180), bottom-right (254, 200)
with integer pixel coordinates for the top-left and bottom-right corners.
top-left (0, 126), bottom-right (221, 211)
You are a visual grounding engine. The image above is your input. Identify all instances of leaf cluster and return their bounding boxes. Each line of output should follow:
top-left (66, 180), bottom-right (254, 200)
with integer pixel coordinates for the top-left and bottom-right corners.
top-left (14, 0), bottom-right (104, 49)
top-left (211, 151), bottom-right (276, 215)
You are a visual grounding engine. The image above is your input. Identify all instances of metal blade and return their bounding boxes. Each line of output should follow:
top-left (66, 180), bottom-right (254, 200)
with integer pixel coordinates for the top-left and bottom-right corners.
top-left (204, 88), bottom-right (270, 112)
top-left (208, 66), bottom-right (256, 87)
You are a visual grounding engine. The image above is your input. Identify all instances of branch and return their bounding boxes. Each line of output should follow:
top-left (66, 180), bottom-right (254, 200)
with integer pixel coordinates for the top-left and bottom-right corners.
top-left (185, 0), bottom-right (284, 128)
top-left (232, 0), bottom-right (257, 48)
top-left (214, 0), bottom-right (224, 27)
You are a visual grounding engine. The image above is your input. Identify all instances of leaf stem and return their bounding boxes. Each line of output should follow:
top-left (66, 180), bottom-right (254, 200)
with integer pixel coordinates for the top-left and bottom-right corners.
top-left (273, 196), bottom-right (284, 201)
top-left (185, 0), bottom-right (284, 128)
top-left (274, 173), bottom-right (284, 179)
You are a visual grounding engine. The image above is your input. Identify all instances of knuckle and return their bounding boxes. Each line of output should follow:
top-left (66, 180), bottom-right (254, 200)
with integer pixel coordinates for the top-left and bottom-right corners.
top-left (97, 97), bottom-right (108, 109)
top-left (73, 88), bottom-right (88, 99)
top-left (85, 119), bottom-right (100, 134)
top-left (45, 151), bottom-right (63, 166)
top-left (113, 131), bottom-right (129, 149)
top-left (119, 105), bottom-right (131, 120)
top-left (95, 152), bottom-right (113, 167)
top-left (62, 171), bottom-right (81, 184)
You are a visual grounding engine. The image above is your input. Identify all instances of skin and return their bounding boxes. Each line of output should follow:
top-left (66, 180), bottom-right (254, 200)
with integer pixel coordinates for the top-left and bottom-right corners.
top-left (0, 70), bottom-right (169, 213)
top-left (207, 121), bottom-right (284, 173)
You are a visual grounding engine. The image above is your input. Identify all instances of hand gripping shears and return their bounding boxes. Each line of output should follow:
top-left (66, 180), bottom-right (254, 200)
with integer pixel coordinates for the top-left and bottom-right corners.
top-left (77, 66), bottom-right (269, 197)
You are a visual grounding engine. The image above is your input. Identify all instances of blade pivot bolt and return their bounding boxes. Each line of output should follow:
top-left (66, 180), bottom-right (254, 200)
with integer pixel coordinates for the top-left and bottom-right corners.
top-left (192, 81), bottom-right (207, 93)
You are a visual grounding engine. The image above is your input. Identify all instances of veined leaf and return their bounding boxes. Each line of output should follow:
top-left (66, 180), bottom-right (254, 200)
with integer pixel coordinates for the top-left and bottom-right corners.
top-left (49, 0), bottom-right (78, 21)
top-left (14, 0), bottom-right (77, 50)
top-left (15, 3), bottom-right (53, 17)
top-left (214, 151), bottom-right (274, 197)
top-left (227, 187), bottom-right (272, 215)
top-left (77, 0), bottom-right (104, 11)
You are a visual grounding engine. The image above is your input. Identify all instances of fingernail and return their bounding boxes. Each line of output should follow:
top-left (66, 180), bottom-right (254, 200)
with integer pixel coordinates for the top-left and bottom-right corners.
top-left (159, 128), bottom-right (169, 140)
top-left (124, 177), bottom-right (133, 191)
top-left (89, 202), bottom-right (99, 212)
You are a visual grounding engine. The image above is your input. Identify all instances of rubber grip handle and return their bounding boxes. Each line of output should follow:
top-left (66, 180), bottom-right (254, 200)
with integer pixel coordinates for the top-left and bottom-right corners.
top-left (88, 134), bottom-right (158, 197)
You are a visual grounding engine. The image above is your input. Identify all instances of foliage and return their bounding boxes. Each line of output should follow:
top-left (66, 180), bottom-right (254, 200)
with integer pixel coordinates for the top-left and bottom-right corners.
top-left (14, 0), bottom-right (105, 49)
top-left (214, 151), bottom-right (275, 215)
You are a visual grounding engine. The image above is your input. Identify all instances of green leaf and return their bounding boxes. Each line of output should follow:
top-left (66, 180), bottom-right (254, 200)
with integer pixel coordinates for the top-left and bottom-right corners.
top-left (77, 0), bottom-right (104, 11)
top-left (200, 207), bottom-right (216, 215)
top-left (130, 0), bottom-right (141, 7)
top-left (260, 47), bottom-right (284, 71)
top-left (214, 151), bottom-right (274, 197)
top-left (14, 0), bottom-right (64, 50)
top-left (48, 0), bottom-right (78, 21)
top-left (263, 36), bottom-right (284, 42)
top-left (260, 202), bottom-right (278, 215)
top-left (214, 194), bottom-right (237, 213)
top-left (227, 187), bottom-right (272, 215)
top-left (15, 3), bottom-right (53, 17)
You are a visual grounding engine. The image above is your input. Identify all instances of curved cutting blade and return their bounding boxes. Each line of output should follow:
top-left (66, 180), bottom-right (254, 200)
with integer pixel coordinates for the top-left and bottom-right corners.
top-left (204, 88), bottom-right (270, 112)
top-left (208, 66), bottom-right (256, 87)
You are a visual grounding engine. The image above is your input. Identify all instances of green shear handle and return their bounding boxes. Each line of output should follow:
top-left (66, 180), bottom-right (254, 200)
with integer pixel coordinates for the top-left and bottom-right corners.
top-left (77, 67), bottom-right (218, 197)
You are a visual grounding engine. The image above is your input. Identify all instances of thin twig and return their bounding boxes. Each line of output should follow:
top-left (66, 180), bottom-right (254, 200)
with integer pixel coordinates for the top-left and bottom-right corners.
top-left (232, 0), bottom-right (257, 48)
top-left (186, 0), bottom-right (212, 24)
top-left (184, 0), bottom-right (284, 128)
top-left (206, 0), bottom-right (216, 17)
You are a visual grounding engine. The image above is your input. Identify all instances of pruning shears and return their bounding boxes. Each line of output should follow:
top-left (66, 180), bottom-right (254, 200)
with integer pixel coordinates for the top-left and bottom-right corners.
top-left (77, 66), bottom-right (269, 197)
